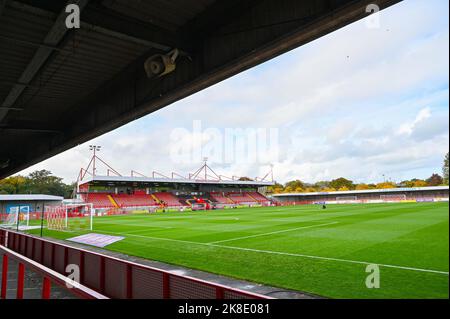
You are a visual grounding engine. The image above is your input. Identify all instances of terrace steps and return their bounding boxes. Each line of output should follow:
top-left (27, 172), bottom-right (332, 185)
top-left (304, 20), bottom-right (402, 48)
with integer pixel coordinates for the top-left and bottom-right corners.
top-left (107, 195), bottom-right (119, 208)
top-left (151, 193), bottom-right (161, 204)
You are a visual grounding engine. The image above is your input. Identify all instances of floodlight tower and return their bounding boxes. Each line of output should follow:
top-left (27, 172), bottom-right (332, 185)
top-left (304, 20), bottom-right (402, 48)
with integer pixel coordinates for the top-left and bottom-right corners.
top-left (89, 145), bottom-right (101, 176)
top-left (203, 157), bottom-right (208, 180)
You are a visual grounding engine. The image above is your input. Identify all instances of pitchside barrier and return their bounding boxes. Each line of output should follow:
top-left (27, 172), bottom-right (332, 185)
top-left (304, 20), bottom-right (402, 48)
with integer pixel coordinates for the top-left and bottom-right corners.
top-left (0, 229), bottom-right (270, 299)
top-left (0, 244), bottom-right (108, 299)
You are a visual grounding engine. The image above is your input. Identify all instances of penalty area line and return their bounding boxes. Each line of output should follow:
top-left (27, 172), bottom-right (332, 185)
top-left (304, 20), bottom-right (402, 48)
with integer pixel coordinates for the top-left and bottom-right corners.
top-left (96, 229), bottom-right (449, 276)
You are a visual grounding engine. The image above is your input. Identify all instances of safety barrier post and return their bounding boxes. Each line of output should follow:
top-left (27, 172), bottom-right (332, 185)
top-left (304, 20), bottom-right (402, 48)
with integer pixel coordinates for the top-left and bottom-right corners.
top-left (163, 273), bottom-right (170, 299)
top-left (99, 256), bottom-right (105, 294)
top-left (1, 254), bottom-right (8, 299)
top-left (42, 277), bottom-right (51, 299)
top-left (216, 287), bottom-right (224, 299)
top-left (126, 264), bottom-right (132, 298)
top-left (16, 262), bottom-right (25, 299)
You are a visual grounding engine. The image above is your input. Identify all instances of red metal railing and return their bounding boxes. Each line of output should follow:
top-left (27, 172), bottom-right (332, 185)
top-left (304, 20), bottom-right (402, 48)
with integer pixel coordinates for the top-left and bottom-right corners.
top-left (0, 244), bottom-right (108, 299)
top-left (0, 229), bottom-right (270, 299)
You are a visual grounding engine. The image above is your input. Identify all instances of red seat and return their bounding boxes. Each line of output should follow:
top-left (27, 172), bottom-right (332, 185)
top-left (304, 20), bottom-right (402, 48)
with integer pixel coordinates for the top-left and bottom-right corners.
top-left (112, 194), bottom-right (158, 207)
top-left (153, 192), bottom-right (182, 206)
top-left (210, 192), bottom-right (233, 204)
top-left (85, 193), bottom-right (114, 208)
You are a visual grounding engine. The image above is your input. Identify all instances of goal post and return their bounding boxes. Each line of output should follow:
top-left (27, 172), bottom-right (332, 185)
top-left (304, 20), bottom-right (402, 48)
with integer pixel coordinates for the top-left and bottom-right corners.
top-left (336, 196), bottom-right (358, 203)
top-left (0, 206), bottom-right (30, 230)
top-left (45, 203), bottom-right (94, 231)
top-left (336, 196), bottom-right (357, 201)
top-left (0, 206), bottom-right (19, 228)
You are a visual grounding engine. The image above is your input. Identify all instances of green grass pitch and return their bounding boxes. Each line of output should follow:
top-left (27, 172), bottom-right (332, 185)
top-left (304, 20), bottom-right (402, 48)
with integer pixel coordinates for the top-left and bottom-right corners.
top-left (30, 202), bottom-right (449, 299)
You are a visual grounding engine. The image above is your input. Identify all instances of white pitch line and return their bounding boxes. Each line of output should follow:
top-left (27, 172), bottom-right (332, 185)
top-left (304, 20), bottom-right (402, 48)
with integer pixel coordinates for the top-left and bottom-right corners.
top-left (209, 245), bottom-right (449, 275)
top-left (99, 229), bottom-right (206, 245)
top-left (97, 229), bottom-right (449, 276)
top-left (209, 221), bottom-right (339, 244)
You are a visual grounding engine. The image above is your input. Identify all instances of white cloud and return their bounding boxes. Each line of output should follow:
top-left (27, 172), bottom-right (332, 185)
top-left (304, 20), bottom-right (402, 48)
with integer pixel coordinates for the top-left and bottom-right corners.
top-left (397, 107), bottom-right (432, 135)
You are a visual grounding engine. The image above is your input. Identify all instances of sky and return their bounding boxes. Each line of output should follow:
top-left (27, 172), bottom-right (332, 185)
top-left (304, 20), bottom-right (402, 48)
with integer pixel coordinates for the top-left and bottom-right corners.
top-left (16, 0), bottom-right (449, 185)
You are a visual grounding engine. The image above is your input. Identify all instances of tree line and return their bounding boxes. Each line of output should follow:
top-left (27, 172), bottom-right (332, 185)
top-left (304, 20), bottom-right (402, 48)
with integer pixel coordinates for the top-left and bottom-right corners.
top-left (0, 170), bottom-right (74, 198)
top-left (268, 152), bottom-right (449, 194)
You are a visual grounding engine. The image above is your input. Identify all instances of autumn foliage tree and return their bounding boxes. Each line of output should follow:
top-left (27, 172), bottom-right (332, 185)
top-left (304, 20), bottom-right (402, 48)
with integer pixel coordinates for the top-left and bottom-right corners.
top-left (376, 182), bottom-right (397, 189)
top-left (329, 178), bottom-right (354, 190)
top-left (426, 174), bottom-right (443, 186)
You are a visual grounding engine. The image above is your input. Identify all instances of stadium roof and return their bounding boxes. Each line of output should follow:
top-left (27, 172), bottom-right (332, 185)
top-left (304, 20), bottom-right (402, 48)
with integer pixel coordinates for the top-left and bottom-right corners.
top-left (272, 186), bottom-right (450, 197)
top-left (0, 194), bottom-right (63, 201)
top-left (0, 0), bottom-right (401, 179)
top-left (83, 175), bottom-right (274, 187)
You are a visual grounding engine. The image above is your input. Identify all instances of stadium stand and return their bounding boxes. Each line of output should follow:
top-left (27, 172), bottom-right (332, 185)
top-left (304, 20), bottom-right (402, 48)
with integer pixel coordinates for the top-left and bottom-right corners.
top-left (85, 193), bottom-right (115, 208)
top-left (153, 192), bottom-right (183, 206)
top-left (227, 192), bottom-right (258, 204)
top-left (80, 191), bottom-right (270, 209)
top-left (273, 186), bottom-right (449, 205)
top-left (248, 192), bottom-right (270, 203)
top-left (210, 192), bottom-right (234, 204)
top-left (112, 193), bottom-right (158, 207)
top-left (175, 194), bottom-right (190, 206)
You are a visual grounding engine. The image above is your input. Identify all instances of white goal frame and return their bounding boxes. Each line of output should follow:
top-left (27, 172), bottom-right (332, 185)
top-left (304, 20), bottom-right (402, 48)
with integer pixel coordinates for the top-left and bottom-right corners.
top-left (0, 206), bottom-right (30, 229)
top-left (336, 196), bottom-right (358, 201)
top-left (45, 203), bottom-right (94, 231)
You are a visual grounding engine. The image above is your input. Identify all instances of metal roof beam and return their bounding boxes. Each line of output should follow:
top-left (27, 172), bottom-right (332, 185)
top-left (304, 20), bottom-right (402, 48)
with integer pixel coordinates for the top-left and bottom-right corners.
top-left (80, 2), bottom-right (178, 51)
top-left (181, 0), bottom-right (263, 47)
top-left (12, 0), bottom-right (179, 50)
top-left (0, 34), bottom-right (74, 53)
top-left (0, 124), bottom-right (62, 134)
top-left (0, 0), bottom-right (90, 122)
top-left (0, 106), bottom-right (24, 111)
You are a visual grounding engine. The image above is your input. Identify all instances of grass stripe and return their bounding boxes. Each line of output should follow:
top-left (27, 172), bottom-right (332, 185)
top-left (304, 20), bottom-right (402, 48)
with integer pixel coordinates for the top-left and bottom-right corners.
top-left (209, 221), bottom-right (339, 244)
top-left (97, 229), bottom-right (448, 276)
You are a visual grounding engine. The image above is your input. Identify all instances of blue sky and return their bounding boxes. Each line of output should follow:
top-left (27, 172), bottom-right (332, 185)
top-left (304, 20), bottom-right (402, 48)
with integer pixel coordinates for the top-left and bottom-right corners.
top-left (18, 0), bottom-right (449, 184)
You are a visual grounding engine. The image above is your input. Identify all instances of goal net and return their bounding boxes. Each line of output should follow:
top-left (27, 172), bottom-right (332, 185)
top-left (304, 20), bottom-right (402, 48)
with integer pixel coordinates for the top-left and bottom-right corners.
top-left (45, 203), bottom-right (94, 231)
top-left (380, 194), bottom-right (406, 202)
top-left (336, 196), bottom-right (357, 201)
top-left (336, 196), bottom-right (358, 203)
top-left (0, 206), bottom-right (30, 230)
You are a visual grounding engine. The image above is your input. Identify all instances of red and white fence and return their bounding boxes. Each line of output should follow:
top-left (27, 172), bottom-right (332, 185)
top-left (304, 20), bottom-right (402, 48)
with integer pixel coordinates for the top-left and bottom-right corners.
top-left (0, 229), bottom-right (270, 299)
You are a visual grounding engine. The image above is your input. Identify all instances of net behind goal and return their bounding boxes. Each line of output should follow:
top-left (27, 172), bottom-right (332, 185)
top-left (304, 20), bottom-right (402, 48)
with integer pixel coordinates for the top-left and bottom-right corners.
top-left (335, 196), bottom-right (358, 203)
top-left (45, 203), bottom-right (94, 231)
top-left (0, 206), bottom-right (30, 230)
top-left (336, 196), bottom-right (357, 201)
